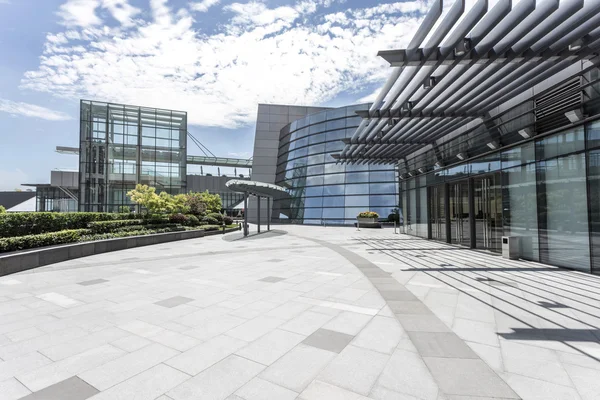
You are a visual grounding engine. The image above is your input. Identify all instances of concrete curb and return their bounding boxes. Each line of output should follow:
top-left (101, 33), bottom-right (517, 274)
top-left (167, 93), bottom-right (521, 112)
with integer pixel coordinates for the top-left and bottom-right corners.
top-left (0, 226), bottom-right (241, 277)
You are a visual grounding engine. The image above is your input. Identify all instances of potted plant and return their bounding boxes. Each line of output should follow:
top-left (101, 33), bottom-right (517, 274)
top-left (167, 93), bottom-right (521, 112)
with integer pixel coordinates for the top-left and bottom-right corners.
top-left (357, 211), bottom-right (379, 224)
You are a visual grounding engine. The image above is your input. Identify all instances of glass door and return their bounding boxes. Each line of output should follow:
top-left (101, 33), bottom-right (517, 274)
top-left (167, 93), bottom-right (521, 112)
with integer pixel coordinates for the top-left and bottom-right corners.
top-left (449, 180), bottom-right (470, 247)
top-left (430, 184), bottom-right (446, 241)
top-left (474, 173), bottom-right (502, 252)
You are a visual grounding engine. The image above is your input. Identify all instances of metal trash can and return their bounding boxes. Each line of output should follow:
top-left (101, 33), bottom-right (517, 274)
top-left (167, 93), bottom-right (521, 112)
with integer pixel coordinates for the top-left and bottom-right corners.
top-left (502, 236), bottom-right (520, 260)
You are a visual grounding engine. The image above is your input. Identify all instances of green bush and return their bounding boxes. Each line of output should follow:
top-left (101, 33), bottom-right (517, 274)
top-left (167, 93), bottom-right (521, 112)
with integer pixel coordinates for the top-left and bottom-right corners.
top-left (387, 212), bottom-right (400, 223)
top-left (0, 205), bottom-right (5, 214)
top-left (201, 216), bottom-right (219, 225)
top-left (223, 216), bottom-right (233, 225)
top-left (0, 212), bottom-right (138, 238)
top-left (0, 229), bottom-right (86, 253)
top-left (143, 214), bottom-right (169, 224)
top-left (79, 226), bottom-right (187, 242)
top-left (207, 212), bottom-right (224, 223)
top-left (88, 219), bottom-right (144, 233)
top-left (185, 215), bottom-right (200, 226)
top-left (118, 206), bottom-right (132, 213)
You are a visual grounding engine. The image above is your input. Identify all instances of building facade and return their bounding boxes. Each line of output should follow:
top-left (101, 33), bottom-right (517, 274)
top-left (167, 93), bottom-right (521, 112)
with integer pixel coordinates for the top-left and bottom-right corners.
top-left (272, 104), bottom-right (398, 224)
top-left (79, 100), bottom-right (187, 212)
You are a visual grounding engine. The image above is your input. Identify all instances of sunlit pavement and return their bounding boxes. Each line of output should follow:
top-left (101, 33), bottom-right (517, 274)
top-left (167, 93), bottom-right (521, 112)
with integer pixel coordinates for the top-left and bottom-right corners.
top-left (0, 224), bottom-right (599, 400)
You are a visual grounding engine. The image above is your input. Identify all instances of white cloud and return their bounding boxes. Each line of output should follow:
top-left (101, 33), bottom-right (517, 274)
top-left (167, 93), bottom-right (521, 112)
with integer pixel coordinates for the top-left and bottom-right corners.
top-left (0, 169), bottom-right (29, 191)
top-left (0, 0), bottom-right (11, 4)
top-left (227, 151), bottom-right (251, 158)
top-left (24, 0), bottom-right (428, 128)
top-left (0, 98), bottom-right (72, 121)
top-left (190, 0), bottom-right (220, 13)
top-left (57, 0), bottom-right (140, 27)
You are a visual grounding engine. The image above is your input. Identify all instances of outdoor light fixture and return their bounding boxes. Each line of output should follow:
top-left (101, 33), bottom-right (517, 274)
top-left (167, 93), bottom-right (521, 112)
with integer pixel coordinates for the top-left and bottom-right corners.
top-left (456, 153), bottom-right (465, 160)
top-left (569, 38), bottom-right (584, 51)
top-left (518, 128), bottom-right (533, 138)
top-left (565, 109), bottom-right (584, 123)
top-left (434, 161), bottom-right (443, 168)
top-left (408, 172), bottom-right (413, 177)
top-left (487, 141), bottom-right (499, 150)
top-left (423, 76), bottom-right (436, 90)
top-left (418, 167), bottom-right (425, 173)
top-left (454, 38), bottom-right (471, 56)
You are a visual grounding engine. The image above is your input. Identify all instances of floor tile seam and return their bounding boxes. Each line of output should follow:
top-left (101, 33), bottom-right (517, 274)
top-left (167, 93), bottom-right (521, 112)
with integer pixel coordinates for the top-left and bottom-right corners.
top-left (294, 234), bottom-right (522, 400)
top-left (500, 368), bottom-right (580, 391)
top-left (12, 375), bottom-right (32, 396)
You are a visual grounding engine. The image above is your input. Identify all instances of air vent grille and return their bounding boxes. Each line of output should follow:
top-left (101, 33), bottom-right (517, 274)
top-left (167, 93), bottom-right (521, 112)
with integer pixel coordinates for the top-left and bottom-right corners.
top-left (535, 78), bottom-right (582, 133)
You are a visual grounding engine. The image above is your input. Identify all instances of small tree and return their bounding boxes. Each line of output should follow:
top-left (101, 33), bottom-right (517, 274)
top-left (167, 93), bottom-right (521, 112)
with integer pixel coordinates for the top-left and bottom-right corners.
top-left (127, 184), bottom-right (158, 213)
top-left (199, 191), bottom-right (222, 213)
top-left (186, 192), bottom-right (208, 216)
top-left (118, 205), bottom-right (131, 213)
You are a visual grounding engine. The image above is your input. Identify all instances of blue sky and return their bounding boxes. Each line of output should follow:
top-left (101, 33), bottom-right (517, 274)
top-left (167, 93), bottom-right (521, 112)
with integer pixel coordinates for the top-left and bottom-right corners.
top-left (0, 0), bottom-right (428, 190)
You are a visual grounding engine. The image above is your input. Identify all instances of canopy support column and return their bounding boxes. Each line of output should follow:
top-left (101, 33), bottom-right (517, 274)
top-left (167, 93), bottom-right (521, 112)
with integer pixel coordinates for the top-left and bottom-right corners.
top-left (243, 191), bottom-right (248, 237)
top-left (267, 197), bottom-right (271, 231)
top-left (257, 196), bottom-right (261, 233)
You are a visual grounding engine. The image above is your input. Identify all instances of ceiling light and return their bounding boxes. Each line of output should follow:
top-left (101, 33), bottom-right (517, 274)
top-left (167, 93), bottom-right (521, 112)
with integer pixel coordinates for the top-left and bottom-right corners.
top-left (569, 38), bottom-right (584, 51)
top-left (434, 161), bottom-right (443, 168)
top-left (454, 38), bottom-right (471, 57)
top-left (408, 172), bottom-right (413, 177)
top-left (456, 153), bottom-right (465, 160)
top-left (487, 141), bottom-right (499, 150)
top-left (418, 167), bottom-right (425, 173)
top-left (565, 109), bottom-right (584, 123)
top-left (518, 128), bottom-right (532, 138)
top-left (423, 76), bottom-right (436, 90)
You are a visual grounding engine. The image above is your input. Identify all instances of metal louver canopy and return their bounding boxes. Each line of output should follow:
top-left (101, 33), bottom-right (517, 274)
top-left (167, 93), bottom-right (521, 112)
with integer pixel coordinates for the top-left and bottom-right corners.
top-left (337, 0), bottom-right (600, 165)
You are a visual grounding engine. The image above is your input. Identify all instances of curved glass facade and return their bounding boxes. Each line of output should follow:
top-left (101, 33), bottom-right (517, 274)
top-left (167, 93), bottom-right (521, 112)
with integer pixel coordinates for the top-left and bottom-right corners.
top-left (273, 104), bottom-right (398, 225)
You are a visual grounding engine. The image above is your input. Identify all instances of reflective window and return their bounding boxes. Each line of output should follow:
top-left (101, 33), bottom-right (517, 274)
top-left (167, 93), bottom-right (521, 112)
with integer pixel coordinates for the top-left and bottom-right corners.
top-left (536, 126), bottom-right (584, 160)
top-left (324, 185), bottom-right (345, 195)
top-left (324, 173), bottom-right (345, 184)
top-left (346, 184), bottom-right (368, 195)
top-left (346, 172), bottom-right (369, 183)
top-left (346, 195), bottom-right (369, 207)
top-left (323, 196), bottom-right (345, 207)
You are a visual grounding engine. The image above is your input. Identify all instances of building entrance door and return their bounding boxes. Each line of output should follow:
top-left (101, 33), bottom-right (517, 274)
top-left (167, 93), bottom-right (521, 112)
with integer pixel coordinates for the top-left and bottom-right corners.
top-left (430, 184), bottom-right (446, 241)
top-left (449, 181), bottom-right (470, 246)
top-left (473, 173), bottom-right (502, 252)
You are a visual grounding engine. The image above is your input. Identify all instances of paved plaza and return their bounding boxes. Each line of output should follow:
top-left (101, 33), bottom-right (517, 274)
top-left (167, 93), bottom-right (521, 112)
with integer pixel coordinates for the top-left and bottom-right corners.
top-left (0, 225), bottom-right (600, 400)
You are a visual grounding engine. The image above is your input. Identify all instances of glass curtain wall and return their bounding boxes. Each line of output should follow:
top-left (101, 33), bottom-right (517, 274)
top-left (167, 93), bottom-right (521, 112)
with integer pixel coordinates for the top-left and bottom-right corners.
top-left (79, 101), bottom-right (187, 212)
top-left (402, 120), bottom-right (600, 274)
top-left (274, 104), bottom-right (398, 225)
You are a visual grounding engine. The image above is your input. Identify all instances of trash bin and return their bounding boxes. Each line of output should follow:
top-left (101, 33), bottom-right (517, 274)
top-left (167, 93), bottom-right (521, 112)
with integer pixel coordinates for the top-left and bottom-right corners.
top-left (502, 236), bottom-right (520, 260)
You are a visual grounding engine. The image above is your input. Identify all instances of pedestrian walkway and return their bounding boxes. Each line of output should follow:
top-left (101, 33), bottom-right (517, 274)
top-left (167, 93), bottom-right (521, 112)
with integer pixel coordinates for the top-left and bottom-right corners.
top-left (0, 225), bottom-right (598, 400)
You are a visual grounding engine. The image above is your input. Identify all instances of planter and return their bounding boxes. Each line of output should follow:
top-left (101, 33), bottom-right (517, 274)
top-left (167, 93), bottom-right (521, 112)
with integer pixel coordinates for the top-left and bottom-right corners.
top-left (357, 217), bottom-right (376, 224)
top-left (355, 217), bottom-right (382, 229)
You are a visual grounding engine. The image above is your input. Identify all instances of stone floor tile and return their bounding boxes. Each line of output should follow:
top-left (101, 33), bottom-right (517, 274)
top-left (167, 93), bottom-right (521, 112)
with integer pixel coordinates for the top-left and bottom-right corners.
top-left (407, 332), bottom-right (478, 359)
top-left (5, 327), bottom-right (45, 343)
top-left (183, 314), bottom-right (247, 341)
top-left (452, 319), bottom-right (499, 347)
top-left (119, 320), bottom-right (165, 338)
top-left (504, 373), bottom-right (583, 400)
top-left (226, 315), bottom-right (286, 342)
top-left (79, 343), bottom-right (179, 391)
top-left (17, 344), bottom-right (125, 392)
top-left (235, 377), bottom-right (298, 400)
top-left (154, 296), bottom-right (194, 308)
top-left (322, 311), bottom-right (372, 335)
top-left (395, 314), bottom-right (451, 333)
top-left (264, 301), bottom-right (312, 320)
top-left (39, 327), bottom-right (128, 361)
top-left (258, 277), bottom-right (286, 283)
top-left (0, 351), bottom-right (52, 381)
top-left (0, 377), bottom-right (32, 400)
top-left (369, 385), bottom-right (422, 400)
top-left (378, 290), bottom-right (418, 301)
top-left (376, 349), bottom-right (439, 400)
top-left (18, 376), bottom-right (98, 400)
top-left (299, 380), bottom-right (369, 400)
top-left (147, 330), bottom-right (199, 352)
top-left (562, 363), bottom-right (600, 400)
top-left (165, 334), bottom-right (247, 375)
top-left (87, 363), bottom-right (189, 400)
top-left (331, 288), bottom-right (369, 302)
top-left (236, 329), bottom-right (305, 365)
top-left (77, 279), bottom-right (109, 286)
top-left (302, 328), bottom-right (354, 354)
top-left (387, 300), bottom-right (432, 315)
top-left (110, 335), bottom-right (152, 352)
top-left (423, 358), bottom-right (519, 399)
top-left (168, 355), bottom-right (264, 400)
top-left (279, 311), bottom-right (334, 336)
top-left (318, 345), bottom-right (389, 395)
top-left (352, 316), bottom-right (403, 355)
top-left (259, 344), bottom-right (337, 392)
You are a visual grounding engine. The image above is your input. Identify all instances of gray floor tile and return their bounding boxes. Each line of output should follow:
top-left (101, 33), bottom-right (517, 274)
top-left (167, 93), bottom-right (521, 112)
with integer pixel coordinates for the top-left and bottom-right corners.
top-left (179, 266), bottom-right (199, 270)
top-left (18, 376), bottom-right (99, 400)
top-left (154, 296), bottom-right (194, 308)
top-left (258, 276), bottom-right (286, 283)
top-left (407, 332), bottom-right (478, 359)
top-left (423, 357), bottom-right (519, 398)
top-left (378, 290), bottom-right (418, 301)
top-left (302, 328), bottom-right (353, 354)
top-left (77, 279), bottom-right (109, 286)
top-left (396, 314), bottom-right (451, 332)
top-left (388, 300), bottom-right (432, 315)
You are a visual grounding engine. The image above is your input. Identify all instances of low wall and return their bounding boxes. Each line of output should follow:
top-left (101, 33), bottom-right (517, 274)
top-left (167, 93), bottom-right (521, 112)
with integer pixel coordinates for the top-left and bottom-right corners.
top-left (0, 226), bottom-right (241, 277)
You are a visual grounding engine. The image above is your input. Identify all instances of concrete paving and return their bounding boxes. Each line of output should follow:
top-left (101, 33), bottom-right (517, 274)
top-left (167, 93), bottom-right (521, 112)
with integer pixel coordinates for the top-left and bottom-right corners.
top-left (0, 225), bottom-right (599, 400)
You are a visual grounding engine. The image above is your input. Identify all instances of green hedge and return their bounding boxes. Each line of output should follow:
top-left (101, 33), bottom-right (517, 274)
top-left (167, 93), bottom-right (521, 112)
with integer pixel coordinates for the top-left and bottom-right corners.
top-left (0, 229), bottom-right (87, 253)
top-left (80, 226), bottom-right (187, 241)
top-left (0, 212), bottom-right (137, 238)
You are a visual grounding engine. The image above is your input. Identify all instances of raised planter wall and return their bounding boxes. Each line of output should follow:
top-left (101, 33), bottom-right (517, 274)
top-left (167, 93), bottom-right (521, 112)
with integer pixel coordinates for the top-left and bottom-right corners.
top-left (0, 226), bottom-right (241, 277)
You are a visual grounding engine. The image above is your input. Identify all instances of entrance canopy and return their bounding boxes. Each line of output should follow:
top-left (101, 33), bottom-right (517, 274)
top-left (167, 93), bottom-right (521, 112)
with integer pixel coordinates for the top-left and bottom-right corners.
top-left (225, 179), bottom-right (288, 198)
top-left (333, 0), bottom-right (600, 168)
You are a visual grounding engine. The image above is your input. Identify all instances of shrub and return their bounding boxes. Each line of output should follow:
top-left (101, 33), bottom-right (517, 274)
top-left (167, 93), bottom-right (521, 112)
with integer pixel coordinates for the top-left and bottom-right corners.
top-left (87, 219), bottom-right (144, 234)
top-left (0, 212), bottom-right (137, 238)
top-left (357, 211), bottom-right (379, 219)
top-left (387, 212), bottom-right (400, 223)
top-left (0, 229), bottom-right (86, 253)
top-left (201, 216), bottom-right (219, 225)
top-left (203, 225), bottom-right (219, 231)
top-left (185, 193), bottom-right (208, 216)
top-left (143, 214), bottom-right (169, 224)
top-left (118, 206), bottom-right (132, 213)
top-left (169, 213), bottom-right (189, 224)
top-left (0, 205), bottom-right (5, 214)
top-left (185, 215), bottom-right (200, 226)
top-left (207, 212), bottom-right (224, 223)
top-left (223, 216), bottom-right (233, 225)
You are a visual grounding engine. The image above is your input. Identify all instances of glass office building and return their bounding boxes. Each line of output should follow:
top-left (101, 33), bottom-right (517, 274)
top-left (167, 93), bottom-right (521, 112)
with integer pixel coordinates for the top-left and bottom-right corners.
top-left (273, 104), bottom-right (398, 225)
top-left (79, 100), bottom-right (187, 212)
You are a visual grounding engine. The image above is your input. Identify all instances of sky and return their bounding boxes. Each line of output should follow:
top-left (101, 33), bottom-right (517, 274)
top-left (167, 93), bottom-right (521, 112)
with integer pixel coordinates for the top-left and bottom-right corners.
top-left (0, 0), bottom-right (431, 190)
